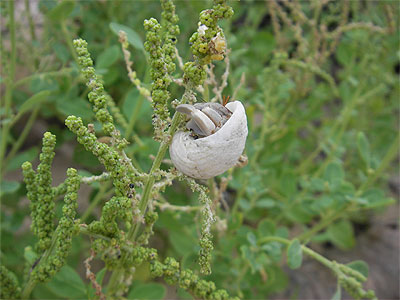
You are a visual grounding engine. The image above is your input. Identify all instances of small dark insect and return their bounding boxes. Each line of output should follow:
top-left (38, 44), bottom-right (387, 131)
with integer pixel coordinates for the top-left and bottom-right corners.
top-left (30, 258), bottom-right (41, 273)
top-left (129, 183), bottom-right (135, 188)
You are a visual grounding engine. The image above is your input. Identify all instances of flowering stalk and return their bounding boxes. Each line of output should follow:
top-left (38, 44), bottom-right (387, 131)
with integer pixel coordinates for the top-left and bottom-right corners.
top-left (258, 236), bottom-right (376, 300)
top-left (22, 168), bottom-right (81, 298)
top-left (22, 132), bottom-right (56, 254)
top-left (80, 226), bottom-right (239, 300)
top-left (143, 0), bottom-right (179, 141)
top-left (0, 266), bottom-right (21, 299)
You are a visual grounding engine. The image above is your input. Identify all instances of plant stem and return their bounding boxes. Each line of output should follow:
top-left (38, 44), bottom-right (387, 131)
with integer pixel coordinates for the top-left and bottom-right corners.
top-left (128, 109), bottom-right (183, 241)
top-left (297, 205), bottom-right (350, 243)
top-left (25, 0), bottom-right (36, 41)
top-left (14, 68), bottom-right (75, 88)
top-left (2, 107), bottom-right (40, 178)
top-left (81, 182), bottom-right (112, 222)
top-left (357, 133), bottom-right (399, 195)
top-left (125, 94), bottom-right (144, 141)
top-left (21, 229), bottom-right (60, 299)
top-left (258, 236), bottom-right (332, 269)
top-left (61, 21), bottom-right (79, 63)
top-left (0, 0), bottom-right (16, 169)
top-left (107, 90), bottom-right (188, 295)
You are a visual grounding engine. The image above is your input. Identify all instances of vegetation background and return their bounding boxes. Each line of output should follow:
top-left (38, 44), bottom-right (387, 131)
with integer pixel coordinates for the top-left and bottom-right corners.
top-left (1, 0), bottom-right (399, 299)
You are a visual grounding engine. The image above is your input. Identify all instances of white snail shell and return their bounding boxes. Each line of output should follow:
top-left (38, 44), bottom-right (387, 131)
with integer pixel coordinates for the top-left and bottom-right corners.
top-left (169, 101), bottom-right (248, 179)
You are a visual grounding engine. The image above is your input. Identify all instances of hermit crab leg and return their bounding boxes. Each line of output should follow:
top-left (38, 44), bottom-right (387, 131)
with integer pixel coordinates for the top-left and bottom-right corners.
top-left (186, 119), bottom-right (204, 136)
top-left (201, 106), bottom-right (223, 127)
top-left (176, 104), bottom-right (216, 136)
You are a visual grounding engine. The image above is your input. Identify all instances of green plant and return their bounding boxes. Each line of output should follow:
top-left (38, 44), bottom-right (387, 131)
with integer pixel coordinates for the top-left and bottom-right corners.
top-left (1, 1), bottom-right (398, 299)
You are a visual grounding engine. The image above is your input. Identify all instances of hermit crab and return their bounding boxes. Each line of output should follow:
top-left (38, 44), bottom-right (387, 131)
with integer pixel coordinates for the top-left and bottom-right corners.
top-left (169, 99), bottom-right (248, 179)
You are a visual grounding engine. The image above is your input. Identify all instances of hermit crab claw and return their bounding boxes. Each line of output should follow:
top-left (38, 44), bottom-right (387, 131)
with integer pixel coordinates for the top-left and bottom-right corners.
top-left (176, 104), bottom-right (196, 115)
top-left (176, 104), bottom-right (216, 136)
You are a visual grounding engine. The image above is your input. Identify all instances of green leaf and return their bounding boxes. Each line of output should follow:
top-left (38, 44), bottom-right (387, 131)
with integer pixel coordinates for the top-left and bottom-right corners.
top-left (169, 230), bottom-right (196, 256)
top-left (287, 239), bottom-right (302, 269)
top-left (285, 203), bottom-right (313, 223)
top-left (0, 181), bottom-right (20, 197)
top-left (56, 97), bottom-right (93, 121)
top-left (258, 219), bottom-right (276, 236)
top-left (176, 287), bottom-right (193, 300)
top-left (255, 198), bottom-right (275, 208)
top-left (73, 144), bottom-right (99, 168)
top-left (53, 43), bottom-right (70, 63)
top-left (280, 173), bottom-right (297, 197)
top-left (47, 0), bottom-right (75, 21)
top-left (247, 232), bottom-right (257, 246)
top-left (228, 213), bottom-right (243, 231)
top-left (276, 226), bottom-right (289, 239)
top-left (309, 178), bottom-right (325, 192)
top-left (357, 132), bottom-right (371, 168)
top-left (45, 265), bottom-right (86, 299)
top-left (327, 220), bottom-right (355, 250)
top-left (24, 246), bottom-right (37, 265)
top-left (261, 242), bottom-right (282, 262)
top-left (6, 147), bottom-right (39, 172)
top-left (240, 245), bottom-right (261, 273)
top-left (122, 88), bottom-right (140, 119)
top-left (33, 283), bottom-right (60, 300)
top-left (128, 283), bottom-right (166, 300)
top-left (324, 162), bottom-right (344, 185)
top-left (96, 45), bottom-right (121, 70)
top-left (347, 260), bottom-right (369, 278)
top-left (110, 22), bottom-right (144, 51)
top-left (238, 198), bottom-right (251, 211)
top-left (19, 90), bottom-right (51, 115)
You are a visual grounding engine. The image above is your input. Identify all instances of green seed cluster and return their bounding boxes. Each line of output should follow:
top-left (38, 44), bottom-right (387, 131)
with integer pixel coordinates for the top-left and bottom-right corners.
top-left (144, 18), bottom-right (172, 139)
top-left (106, 94), bottom-right (129, 130)
top-left (144, 0), bottom-right (179, 140)
top-left (89, 196), bottom-right (133, 238)
top-left (0, 266), bottom-right (21, 299)
top-left (119, 30), bottom-right (152, 100)
top-left (52, 181), bottom-right (68, 198)
top-left (149, 255), bottom-right (239, 300)
top-left (183, 62), bottom-right (207, 86)
top-left (65, 116), bottom-right (134, 198)
top-left (189, 0), bottom-right (233, 64)
top-left (184, 177), bottom-right (215, 275)
top-left (161, 0), bottom-right (179, 63)
top-left (137, 210), bottom-right (158, 245)
top-left (73, 39), bottom-right (116, 137)
top-left (65, 116), bottom-right (136, 239)
top-left (85, 228), bottom-right (238, 299)
top-left (31, 168), bottom-right (80, 283)
top-left (94, 240), bottom-right (238, 299)
top-left (22, 132), bottom-right (56, 254)
top-left (335, 263), bottom-right (377, 300)
top-left (183, 0), bottom-right (233, 86)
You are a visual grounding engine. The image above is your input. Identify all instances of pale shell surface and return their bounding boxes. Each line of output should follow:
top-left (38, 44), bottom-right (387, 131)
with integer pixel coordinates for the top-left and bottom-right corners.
top-left (169, 101), bottom-right (248, 179)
